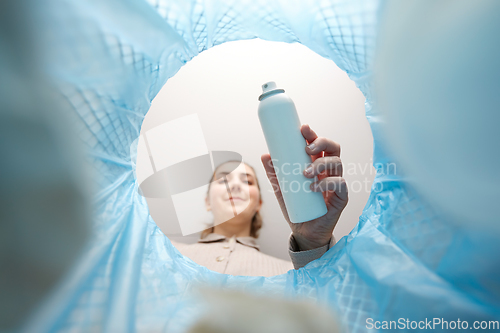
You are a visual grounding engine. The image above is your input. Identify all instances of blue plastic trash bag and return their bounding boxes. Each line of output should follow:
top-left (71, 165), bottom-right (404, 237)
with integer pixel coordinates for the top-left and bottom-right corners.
top-left (2, 0), bottom-right (498, 332)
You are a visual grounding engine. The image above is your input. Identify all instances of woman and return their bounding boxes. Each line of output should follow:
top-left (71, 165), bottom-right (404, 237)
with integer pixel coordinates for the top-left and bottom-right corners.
top-left (173, 124), bottom-right (348, 277)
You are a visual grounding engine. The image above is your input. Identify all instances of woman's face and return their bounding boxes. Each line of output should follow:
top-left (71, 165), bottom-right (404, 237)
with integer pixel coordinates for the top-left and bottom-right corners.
top-left (206, 162), bottom-right (262, 226)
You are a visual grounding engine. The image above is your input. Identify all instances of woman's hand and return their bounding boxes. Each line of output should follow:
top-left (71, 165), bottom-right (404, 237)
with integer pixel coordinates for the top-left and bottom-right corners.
top-left (261, 124), bottom-right (348, 251)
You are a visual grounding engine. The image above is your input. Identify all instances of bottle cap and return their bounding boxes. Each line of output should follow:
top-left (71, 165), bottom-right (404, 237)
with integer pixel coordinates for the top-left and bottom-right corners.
top-left (258, 81), bottom-right (285, 101)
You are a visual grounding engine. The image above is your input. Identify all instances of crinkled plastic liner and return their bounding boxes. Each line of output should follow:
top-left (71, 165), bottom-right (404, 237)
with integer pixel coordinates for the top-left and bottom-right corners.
top-left (23, 0), bottom-right (500, 332)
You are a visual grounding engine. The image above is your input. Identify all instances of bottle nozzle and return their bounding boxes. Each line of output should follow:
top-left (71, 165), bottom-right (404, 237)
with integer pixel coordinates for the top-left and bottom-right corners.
top-left (262, 81), bottom-right (277, 92)
top-left (258, 81), bottom-right (285, 101)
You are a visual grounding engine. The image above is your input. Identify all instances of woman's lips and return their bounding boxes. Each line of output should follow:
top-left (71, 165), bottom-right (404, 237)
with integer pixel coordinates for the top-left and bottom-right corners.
top-left (227, 197), bottom-right (245, 201)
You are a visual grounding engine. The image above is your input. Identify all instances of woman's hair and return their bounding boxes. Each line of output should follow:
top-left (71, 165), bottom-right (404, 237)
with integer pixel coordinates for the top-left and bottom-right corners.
top-left (201, 161), bottom-right (263, 239)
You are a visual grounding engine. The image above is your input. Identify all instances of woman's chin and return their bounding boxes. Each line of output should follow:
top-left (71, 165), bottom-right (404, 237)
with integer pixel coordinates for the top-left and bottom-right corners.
top-left (233, 201), bottom-right (251, 215)
top-left (213, 202), bottom-right (255, 223)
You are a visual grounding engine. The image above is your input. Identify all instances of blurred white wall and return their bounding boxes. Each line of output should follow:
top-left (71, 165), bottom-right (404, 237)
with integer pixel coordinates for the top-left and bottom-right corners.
top-left (141, 38), bottom-right (374, 261)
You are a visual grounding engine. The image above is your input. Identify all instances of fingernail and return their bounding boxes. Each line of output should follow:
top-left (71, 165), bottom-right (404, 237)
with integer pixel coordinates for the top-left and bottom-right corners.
top-left (304, 166), bottom-right (312, 175)
top-left (308, 143), bottom-right (315, 150)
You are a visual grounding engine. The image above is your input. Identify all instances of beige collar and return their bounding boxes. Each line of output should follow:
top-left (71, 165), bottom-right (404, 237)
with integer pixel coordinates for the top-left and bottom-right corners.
top-left (198, 233), bottom-right (260, 251)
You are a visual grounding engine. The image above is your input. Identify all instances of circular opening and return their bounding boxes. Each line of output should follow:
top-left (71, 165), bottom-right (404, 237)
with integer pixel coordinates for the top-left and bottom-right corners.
top-left (138, 39), bottom-right (374, 276)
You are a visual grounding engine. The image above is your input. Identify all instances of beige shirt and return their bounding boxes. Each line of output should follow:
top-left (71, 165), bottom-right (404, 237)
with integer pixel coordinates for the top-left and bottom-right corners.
top-left (172, 233), bottom-right (335, 277)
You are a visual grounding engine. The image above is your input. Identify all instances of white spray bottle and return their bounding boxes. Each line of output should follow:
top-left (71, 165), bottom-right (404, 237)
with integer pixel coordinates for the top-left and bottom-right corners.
top-left (258, 81), bottom-right (328, 223)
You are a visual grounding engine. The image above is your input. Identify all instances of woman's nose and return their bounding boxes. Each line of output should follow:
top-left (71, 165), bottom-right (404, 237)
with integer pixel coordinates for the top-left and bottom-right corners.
top-left (229, 179), bottom-right (243, 192)
top-left (230, 182), bottom-right (241, 191)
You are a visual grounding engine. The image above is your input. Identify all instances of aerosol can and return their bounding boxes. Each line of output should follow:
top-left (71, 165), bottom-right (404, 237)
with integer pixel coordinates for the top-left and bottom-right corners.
top-left (258, 81), bottom-right (328, 223)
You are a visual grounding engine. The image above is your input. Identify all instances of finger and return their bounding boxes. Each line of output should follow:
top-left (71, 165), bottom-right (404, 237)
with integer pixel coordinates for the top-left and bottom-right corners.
top-left (301, 124), bottom-right (318, 144)
top-left (323, 188), bottom-right (349, 225)
top-left (303, 156), bottom-right (343, 178)
top-left (306, 137), bottom-right (341, 157)
top-left (301, 124), bottom-right (323, 161)
top-left (260, 154), bottom-right (291, 222)
top-left (310, 177), bottom-right (348, 202)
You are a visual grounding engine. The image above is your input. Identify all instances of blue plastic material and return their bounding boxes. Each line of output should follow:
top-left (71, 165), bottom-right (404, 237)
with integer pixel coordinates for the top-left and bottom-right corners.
top-left (20, 0), bottom-right (500, 332)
